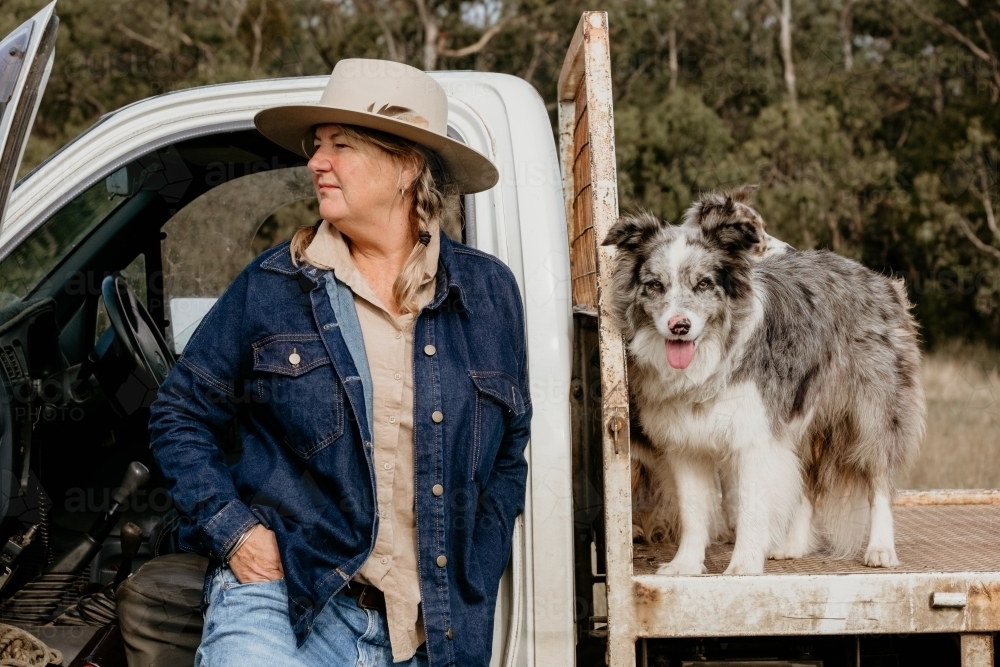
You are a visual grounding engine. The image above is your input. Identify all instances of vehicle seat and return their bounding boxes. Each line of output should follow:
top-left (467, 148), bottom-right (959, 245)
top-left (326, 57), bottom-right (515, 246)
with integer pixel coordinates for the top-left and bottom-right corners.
top-left (116, 553), bottom-right (207, 667)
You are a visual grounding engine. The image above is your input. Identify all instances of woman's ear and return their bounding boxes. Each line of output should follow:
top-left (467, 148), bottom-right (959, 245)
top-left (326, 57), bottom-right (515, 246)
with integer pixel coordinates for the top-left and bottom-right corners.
top-left (399, 159), bottom-right (422, 196)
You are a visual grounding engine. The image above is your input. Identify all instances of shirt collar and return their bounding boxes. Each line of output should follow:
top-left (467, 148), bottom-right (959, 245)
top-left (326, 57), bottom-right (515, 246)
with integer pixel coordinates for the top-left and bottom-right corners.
top-left (260, 221), bottom-right (472, 314)
top-left (302, 219), bottom-right (441, 296)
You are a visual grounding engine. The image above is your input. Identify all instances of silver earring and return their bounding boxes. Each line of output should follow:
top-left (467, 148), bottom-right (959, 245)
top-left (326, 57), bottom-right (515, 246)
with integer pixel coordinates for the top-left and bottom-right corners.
top-left (400, 187), bottom-right (406, 198)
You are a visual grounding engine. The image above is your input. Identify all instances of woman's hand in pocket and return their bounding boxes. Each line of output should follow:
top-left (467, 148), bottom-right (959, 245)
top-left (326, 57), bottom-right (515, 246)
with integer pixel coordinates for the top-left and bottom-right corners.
top-left (228, 525), bottom-right (285, 583)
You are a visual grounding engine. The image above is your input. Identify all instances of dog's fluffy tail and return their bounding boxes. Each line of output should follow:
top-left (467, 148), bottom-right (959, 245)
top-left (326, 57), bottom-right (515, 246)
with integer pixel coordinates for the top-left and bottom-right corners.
top-left (814, 477), bottom-right (870, 559)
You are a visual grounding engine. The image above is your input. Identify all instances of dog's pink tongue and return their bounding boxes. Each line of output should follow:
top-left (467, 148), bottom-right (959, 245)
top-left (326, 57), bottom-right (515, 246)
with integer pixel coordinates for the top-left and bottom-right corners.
top-left (666, 340), bottom-right (695, 369)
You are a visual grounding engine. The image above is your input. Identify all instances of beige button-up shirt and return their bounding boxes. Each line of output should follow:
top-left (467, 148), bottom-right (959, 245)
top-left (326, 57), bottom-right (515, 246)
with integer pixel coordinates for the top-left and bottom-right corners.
top-left (303, 219), bottom-right (439, 661)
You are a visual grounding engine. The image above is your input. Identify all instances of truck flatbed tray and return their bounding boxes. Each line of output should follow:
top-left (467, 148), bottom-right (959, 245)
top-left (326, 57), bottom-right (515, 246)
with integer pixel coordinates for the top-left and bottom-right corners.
top-left (634, 504), bottom-right (1000, 575)
top-left (624, 499), bottom-right (1000, 645)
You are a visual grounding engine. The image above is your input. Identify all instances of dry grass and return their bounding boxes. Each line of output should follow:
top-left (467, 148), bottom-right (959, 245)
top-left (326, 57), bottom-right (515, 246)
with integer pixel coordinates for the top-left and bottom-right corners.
top-left (900, 342), bottom-right (1000, 490)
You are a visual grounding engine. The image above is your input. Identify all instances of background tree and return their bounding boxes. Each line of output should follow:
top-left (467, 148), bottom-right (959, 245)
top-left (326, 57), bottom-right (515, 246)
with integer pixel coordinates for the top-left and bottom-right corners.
top-left (4, 0), bottom-right (1000, 348)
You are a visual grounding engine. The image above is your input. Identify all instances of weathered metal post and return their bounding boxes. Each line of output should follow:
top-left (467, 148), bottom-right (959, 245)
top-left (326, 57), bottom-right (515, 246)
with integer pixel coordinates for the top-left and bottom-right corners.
top-left (557, 12), bottom-right (635, 666)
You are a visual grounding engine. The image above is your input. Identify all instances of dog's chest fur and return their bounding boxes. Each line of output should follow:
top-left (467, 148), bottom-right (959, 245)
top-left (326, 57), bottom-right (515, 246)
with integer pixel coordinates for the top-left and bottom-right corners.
top-left (631, 364), bottom-right (771, 458)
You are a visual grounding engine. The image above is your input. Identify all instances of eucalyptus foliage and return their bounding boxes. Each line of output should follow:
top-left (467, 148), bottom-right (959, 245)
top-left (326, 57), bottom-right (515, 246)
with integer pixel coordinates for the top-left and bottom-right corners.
top-left (3, 0), bottom-right (999, 346)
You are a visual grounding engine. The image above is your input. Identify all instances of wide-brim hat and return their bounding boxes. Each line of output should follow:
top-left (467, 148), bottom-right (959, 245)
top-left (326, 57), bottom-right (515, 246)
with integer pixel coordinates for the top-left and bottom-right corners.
top-left (254, 58), bottom-right (499, 194)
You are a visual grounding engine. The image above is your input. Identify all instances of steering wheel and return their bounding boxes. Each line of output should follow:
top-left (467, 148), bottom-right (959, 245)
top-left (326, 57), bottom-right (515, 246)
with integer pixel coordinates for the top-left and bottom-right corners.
top-left (101, 273), bottom-right (175, 400)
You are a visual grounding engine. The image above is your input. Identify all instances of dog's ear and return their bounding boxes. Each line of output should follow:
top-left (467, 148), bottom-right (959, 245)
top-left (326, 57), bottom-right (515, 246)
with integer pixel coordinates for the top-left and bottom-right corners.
top-left (729, 184), bottom-right (759, 204)
top-left (697, 196), bottom-right (760, 253)
top-left (601, 213), bottom-right (664, 251)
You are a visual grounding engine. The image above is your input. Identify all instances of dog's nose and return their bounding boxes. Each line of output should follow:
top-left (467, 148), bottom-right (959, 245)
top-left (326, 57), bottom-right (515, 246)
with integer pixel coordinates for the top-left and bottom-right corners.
top-left (668, 316), bottom-right (691, 336)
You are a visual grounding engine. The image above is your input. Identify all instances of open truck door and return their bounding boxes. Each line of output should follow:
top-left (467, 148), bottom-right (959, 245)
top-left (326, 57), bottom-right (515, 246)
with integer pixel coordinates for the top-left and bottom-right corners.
top-left (0, 1), bottom-right (58, 234)
top-left (557, 12), bottom-right (636, 667)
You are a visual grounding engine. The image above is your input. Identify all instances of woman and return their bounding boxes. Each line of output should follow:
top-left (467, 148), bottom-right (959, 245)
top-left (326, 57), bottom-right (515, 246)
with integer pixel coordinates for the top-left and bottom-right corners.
top-left (148, 59), bottom-right (531, 667)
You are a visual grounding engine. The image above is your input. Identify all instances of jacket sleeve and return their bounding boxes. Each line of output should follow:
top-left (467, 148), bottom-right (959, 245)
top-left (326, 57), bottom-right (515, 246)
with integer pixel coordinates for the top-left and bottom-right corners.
top-left (472, 274), bottom-right (532, 586)
top-left (148, 268), bottom-right (260, 561)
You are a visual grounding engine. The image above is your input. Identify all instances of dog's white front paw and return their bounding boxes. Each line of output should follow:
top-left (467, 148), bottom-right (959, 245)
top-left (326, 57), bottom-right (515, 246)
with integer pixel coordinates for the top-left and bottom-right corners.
top-left (768, 537), bottom-right (812, 560)
top-left (656, 559), bottom-right (705, 576)
top-left (723, 558), bottom-right (764, 575)
top-left (768, 546), bottom-right (806, 560)
top-left (863, 545), bottom-right (899, 568)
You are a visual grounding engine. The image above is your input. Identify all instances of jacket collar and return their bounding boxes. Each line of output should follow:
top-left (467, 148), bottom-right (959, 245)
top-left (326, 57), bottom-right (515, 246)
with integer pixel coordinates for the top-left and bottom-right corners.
top-left (260, 232), bottom-right (473, 314)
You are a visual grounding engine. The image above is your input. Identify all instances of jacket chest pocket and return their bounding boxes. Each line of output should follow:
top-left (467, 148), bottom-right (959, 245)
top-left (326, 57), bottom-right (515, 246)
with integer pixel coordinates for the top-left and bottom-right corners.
top-left (470, 370), bottom-right (526, 481)
top-left (253, 334), bottom-right (344, 458)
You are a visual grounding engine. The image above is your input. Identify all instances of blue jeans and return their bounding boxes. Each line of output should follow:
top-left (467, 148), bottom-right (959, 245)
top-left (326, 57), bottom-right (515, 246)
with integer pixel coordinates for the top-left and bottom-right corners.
top-left (195, 565), bottom-right (429, 667)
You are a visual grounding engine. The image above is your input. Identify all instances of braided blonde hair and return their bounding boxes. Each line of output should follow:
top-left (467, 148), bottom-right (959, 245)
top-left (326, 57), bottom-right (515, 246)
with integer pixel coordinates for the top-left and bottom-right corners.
top-left (290, 124), bottom-right (445, 314)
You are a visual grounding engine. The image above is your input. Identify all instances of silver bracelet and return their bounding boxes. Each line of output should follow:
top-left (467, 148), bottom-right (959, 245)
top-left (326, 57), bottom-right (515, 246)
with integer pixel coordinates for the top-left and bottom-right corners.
top-left (224, 523), bottom-right (259, 563)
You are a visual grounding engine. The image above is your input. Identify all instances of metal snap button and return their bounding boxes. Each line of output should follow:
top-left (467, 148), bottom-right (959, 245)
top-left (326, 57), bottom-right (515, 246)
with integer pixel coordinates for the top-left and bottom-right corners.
top-left (445, 628), bottom-right (454, 640)
top-left (432, 484), bottom-right (444, 497)
top-left (424, 345), bottom-right (436, 356)
top-left (288, 347), bottom-right (301, 367)
top-left (431, 411), bottom-right (443, 423)
top-left (436, 555), bottom-right (447, 568)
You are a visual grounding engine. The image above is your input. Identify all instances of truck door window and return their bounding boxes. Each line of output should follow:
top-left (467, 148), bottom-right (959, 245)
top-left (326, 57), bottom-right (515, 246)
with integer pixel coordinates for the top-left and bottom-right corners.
top-left (0, 175), bottom-right (132, 308)
top-left (160, 166), bottom-right (315, 353)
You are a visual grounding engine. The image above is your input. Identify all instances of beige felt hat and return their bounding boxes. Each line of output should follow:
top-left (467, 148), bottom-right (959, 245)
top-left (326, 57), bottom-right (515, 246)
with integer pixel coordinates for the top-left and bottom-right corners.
top-left (254, 58), bottom-right (499, 194)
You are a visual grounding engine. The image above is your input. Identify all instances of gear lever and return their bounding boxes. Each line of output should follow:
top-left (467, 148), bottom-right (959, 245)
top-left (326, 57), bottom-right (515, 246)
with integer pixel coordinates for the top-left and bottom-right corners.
top-left (112, 522), bottom-right (143, 590)
top-left (47, 462), bottom-right (151, 574)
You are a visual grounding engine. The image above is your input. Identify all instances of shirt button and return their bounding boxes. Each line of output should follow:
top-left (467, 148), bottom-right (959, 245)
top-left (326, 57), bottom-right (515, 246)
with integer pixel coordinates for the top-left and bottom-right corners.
top-left (431, 411), bottom-right (443, 423)
top-left (388, 416), bottom-right (396, 424)
top-left (394, 372), bottom-right (401, 380)
top-left (380, 510), bottom-right (389, 518)
top-left (432, 484), bottom-right (444, 497)
top-left (383, 462), bottom-right (392, 470)
top-left (424, 345), bottom-right (436, 356)
top-left (436, 555), bottom-right (447, 568)
top-left (394, 331), bottom-right (402, 339)
top-left (380, 557), bottom-right (389, 564)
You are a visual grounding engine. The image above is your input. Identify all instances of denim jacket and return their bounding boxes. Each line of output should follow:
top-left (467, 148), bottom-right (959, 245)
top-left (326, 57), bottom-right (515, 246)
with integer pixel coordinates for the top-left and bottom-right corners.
top-left (147, 232), bottom-right (531, 667)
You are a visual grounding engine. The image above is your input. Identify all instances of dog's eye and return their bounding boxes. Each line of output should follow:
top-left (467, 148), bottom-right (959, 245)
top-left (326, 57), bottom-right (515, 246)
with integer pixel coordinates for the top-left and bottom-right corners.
top-left (696, 277), bottom-right (714, 291)
top-left (644, 280), bottom-right (664, 293)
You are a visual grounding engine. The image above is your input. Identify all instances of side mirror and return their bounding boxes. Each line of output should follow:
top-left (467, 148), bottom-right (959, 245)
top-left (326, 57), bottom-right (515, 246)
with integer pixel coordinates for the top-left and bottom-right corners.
top-left (105, 162), bottom-right (163, 197)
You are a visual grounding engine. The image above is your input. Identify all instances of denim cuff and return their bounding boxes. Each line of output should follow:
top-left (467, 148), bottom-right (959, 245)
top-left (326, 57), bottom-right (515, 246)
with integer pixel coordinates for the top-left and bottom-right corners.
top-left (201, 500), bottom-right (260, 561)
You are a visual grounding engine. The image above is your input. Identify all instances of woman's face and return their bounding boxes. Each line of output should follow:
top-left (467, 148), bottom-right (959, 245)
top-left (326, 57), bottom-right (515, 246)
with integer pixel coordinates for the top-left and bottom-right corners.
top-left (307, 124), bottom-right (409, 229)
